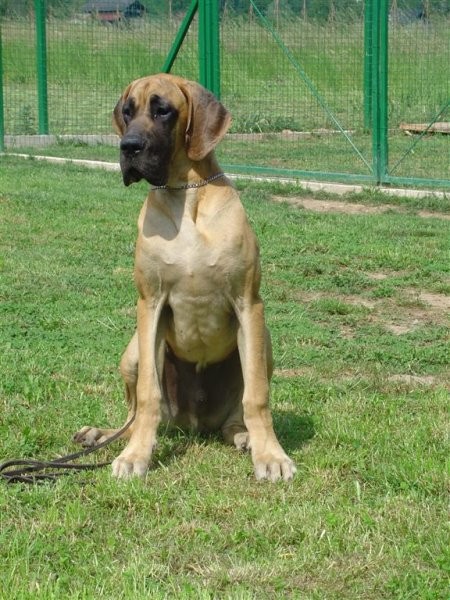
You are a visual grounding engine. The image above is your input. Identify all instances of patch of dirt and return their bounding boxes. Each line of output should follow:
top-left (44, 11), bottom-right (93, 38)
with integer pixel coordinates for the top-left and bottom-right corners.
top-left (339, 325), bottom-right (356, 339)
top-left (340, 295), bottom-right (377, 309)
top-left (296, 290), bottom-right (377, 311)
top-left (387, 374), bottom-right (438, 386)
top-left (418, 210), bottom-right (450, 221)
top-left (372, 289), bottom-right (450, 334)
top-left (384, 322), bottom-right (420, 335)
top-left (366, 272), bottom-right (388, 281)
top-left (273, 196), bottom-right (394, 215)
top-left (365, 270), bottom-right (410, 281)
top-left (295, 290), bottom-right (327, 304)
top-left (275, 368), bottom-right (447, 389)
top-left (272, 195), bottom-right (450, 220)
top-left (382, 290), bottom-right (450, 334)
top-left (296, 290), bottom-right (375, 309)
top-left (418, 292), bottom-right (450, 311)
top-left (295, 288), bottom-right (449, 336)
top-left (273, 367), bottom-right (314, 378)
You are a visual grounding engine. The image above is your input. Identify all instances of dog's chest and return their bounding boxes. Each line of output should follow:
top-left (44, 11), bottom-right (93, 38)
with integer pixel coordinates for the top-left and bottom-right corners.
top-left (136, 198), bottom-right (246, 295)
top-left (135, 198), bottom-right (249, 363)
top-left (139, 222), bottom-right (236, 289)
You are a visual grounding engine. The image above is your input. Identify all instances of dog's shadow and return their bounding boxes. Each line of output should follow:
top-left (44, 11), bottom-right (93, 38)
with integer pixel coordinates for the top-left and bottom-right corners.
top-left (272, 409), bottom-right (315, 454)
top-left (152, 409), bottom-right (315, 469)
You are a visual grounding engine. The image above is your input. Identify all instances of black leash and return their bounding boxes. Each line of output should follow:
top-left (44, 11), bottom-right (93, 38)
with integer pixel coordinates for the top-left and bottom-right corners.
top-left (0, 414), bottom-right (135, 484)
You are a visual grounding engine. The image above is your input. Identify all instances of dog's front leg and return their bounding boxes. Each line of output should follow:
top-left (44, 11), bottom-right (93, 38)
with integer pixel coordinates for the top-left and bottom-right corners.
top-left (236, 299), bottom-right (296, 482)
top-left (112, 297), bottom-right (166, 479)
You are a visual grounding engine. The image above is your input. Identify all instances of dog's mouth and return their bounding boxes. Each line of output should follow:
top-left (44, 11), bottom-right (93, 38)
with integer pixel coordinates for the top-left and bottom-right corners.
top-left (119, 131), bottom-right (173, 188)
top-left (121, 163), bottom-right (143, 187)
top-left (120, 152), bottom-right (169, 188)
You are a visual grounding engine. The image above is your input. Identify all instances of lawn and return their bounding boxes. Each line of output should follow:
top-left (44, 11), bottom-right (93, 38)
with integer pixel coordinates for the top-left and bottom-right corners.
top-left (0, 155), bottom-right (449, 598)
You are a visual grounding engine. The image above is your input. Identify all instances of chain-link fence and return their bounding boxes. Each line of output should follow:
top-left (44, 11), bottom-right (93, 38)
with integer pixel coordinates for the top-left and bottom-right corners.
top-left (1, 0), bottom-right (449, 187)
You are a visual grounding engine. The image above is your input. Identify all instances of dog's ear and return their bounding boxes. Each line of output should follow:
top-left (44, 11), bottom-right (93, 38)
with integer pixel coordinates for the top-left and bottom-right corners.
top-left (112, 84), bottom-right (132, 137)
top-left (113, 99), bottom-right (125, 137)
top-left (180, 81), bottom-right (232, 161)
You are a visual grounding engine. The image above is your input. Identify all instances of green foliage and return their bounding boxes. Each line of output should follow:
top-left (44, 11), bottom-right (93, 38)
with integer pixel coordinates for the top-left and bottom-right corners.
top-left (16, 104), bottom-right (36, 134)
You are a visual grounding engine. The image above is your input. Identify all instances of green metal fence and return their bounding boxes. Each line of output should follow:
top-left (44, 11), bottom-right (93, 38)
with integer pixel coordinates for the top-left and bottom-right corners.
top-left (0, 0), bottom-right (449, 188)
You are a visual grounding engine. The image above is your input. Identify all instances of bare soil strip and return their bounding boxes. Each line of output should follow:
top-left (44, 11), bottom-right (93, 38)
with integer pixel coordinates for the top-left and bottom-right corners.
top-left (272, 196), bottom-right (450, 220)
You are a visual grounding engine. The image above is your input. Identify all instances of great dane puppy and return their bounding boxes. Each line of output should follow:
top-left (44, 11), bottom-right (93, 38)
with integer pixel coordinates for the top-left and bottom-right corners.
top-left (74, 74), bottom-right (296, 482)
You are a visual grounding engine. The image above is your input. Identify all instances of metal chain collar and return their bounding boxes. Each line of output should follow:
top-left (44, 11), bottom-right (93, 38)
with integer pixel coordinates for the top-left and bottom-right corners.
top-left (151, 172), bottom-right (225, 191)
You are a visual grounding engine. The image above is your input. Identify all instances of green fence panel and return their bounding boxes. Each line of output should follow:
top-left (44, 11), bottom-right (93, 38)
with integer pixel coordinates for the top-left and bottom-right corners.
top-left (1, 8), bottom-right (38, 142)
top-left (219, 0), bottom-right (374, 182)
top-left (0, 22), bottom-right (4, 152)
top-left (0, 1), bottom-right (199, 142)
top-left (162, 0), bottom-right (198, 74)
top-left (370, 0), bottom-right (388, 184)
top-left (385, 0), bottom-right (450, 187)
top-left (198, 0), bottom-right (221, 98)
top-left (0, 0), bottom-right (448, 188)
top-left (35, 0), bottom-right (49, 134)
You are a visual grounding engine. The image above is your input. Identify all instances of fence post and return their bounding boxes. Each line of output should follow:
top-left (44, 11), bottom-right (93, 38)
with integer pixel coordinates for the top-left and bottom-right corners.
top-left (162, 0), bottom-right (198, 73)
top-left (363, 0), bottom-right (372, 132)
top-left (35, 0), bottom-right (49, 134)
top-left (0, 22), bottom-right (4, 151)
top-left (371, 0), bottom-right (388, 184)
top-left (198, 0), bottom-right (221, 98)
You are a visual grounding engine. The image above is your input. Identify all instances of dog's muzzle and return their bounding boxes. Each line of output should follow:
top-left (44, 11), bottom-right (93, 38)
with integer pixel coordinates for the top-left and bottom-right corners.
top-left (119, 133), bottom-right (170, 188)
top-left (120, 134), bottom-right (146, 187)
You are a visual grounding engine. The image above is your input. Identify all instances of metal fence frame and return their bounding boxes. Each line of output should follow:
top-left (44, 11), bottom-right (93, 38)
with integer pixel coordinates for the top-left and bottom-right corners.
top-left (0, 0), bottom-right (448, 189)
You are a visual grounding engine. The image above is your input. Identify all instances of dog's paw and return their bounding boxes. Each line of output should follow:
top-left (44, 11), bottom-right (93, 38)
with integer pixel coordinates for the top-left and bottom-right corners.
top-left (252, 450), bottom-right (296, 482)
top-left (112, 451), bottom-right (150, 479)
top-left (73, 426), bottom-right (109, 447)
top-left (233, 431), bottom-right (251, 451)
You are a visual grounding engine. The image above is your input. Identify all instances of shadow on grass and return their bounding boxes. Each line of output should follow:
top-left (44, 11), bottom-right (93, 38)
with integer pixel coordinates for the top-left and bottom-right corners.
top-left (152, 409), bottom-right (315, 469)
top-left (273, 410), bottom-right (315, 453)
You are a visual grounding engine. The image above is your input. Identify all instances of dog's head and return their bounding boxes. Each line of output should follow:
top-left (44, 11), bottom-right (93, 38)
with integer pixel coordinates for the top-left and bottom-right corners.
top-left (113, 74), bottom-right (232, 187)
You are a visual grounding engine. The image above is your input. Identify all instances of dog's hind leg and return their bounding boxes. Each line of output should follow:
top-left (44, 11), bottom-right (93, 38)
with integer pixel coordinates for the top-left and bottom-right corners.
top-left (73, 332), bottom-right (139, 448)
top-left (221, 329), bottom-right (273, 452)
top-left (221, 403), bottom-right (250, 451)
top-left (198, 347), bottom-right (250, 451)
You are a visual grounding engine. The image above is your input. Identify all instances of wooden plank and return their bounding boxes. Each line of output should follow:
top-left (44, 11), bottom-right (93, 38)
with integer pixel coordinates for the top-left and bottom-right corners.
top-left (400, 122), bottom-right (450, 134)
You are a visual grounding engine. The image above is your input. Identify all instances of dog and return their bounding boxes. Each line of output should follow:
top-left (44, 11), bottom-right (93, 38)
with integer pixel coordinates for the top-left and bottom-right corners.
top-left (73, 74), bottom-right (296, 482)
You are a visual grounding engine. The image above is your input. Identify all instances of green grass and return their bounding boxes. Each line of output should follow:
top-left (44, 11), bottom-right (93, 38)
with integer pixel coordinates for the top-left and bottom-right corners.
top-left (0, 156), bottom-right (449, 598)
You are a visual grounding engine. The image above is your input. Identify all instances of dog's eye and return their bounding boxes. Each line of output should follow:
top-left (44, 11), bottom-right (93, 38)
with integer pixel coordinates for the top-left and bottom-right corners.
top-left (122, 106), bottom-right (132, 124)
top-left (153, 106), bottom-right (172, 120)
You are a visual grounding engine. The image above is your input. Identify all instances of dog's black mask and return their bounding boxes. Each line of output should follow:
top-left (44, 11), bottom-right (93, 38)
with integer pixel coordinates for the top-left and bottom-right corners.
top-left (119, 95), bottom-right (178, 187)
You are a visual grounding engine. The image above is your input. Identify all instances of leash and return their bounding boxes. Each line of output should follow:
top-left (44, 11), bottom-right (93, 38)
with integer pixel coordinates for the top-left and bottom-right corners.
top-left (0, 413), bottom-right (135, 484)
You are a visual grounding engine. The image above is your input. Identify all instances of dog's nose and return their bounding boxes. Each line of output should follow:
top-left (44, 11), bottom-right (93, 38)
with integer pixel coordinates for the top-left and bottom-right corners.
top-left (120, 135), bottom-right (145, 156)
